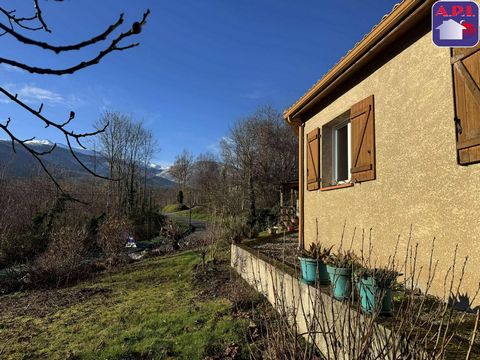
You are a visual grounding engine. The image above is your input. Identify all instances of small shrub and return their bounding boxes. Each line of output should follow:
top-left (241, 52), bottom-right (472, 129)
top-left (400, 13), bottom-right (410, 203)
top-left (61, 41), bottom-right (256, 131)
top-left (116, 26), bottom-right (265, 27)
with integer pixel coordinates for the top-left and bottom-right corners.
top-left (160, 219), bottom-right (191, 251)
top-left (30, 225), bottom-right (88, 287)
top-left (97, 218), bottom-right (133, 265)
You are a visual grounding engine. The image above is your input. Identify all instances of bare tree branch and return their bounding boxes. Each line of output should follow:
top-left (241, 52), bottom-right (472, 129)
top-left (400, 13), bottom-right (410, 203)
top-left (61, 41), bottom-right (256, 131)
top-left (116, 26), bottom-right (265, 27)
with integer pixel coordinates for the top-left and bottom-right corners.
top-left (0, 2), bottom-right (150, 201)
top-left (0, 7), bottom-right (42, 32)
top-left (0, 86), bottom-right (117, 186)
top-left (0, 10), bottom-right (150, 75)
top-left (33, 0), bottom-right (51, 32)
top-left (0, 13), bottom-right (125, 53)
top-left (0, 86), bottom-right (103, 139)
top-left (64, 135), bottom-right (114, 181)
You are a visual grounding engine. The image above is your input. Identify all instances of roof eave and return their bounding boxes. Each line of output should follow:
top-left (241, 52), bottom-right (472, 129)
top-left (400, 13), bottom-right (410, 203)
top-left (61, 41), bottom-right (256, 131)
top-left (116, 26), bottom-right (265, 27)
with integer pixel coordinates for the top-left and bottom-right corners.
top-left (284, 0), bottom-right (434, 123)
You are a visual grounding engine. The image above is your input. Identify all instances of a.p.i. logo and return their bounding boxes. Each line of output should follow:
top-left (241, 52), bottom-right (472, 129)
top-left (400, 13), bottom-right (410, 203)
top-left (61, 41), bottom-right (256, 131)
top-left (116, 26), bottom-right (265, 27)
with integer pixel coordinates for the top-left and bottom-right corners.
top-left (432, 1), bottom-right (479, 47)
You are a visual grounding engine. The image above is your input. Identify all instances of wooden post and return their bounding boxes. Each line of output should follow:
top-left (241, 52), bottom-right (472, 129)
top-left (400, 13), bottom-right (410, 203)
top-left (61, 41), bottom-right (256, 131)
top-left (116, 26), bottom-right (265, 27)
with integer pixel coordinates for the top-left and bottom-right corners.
top-left (298, 122), bottom-right (305, 250)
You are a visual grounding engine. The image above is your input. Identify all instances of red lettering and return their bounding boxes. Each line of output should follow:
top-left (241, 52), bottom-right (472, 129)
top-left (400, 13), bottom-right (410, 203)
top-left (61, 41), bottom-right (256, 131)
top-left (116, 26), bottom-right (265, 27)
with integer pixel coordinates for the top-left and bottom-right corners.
top-left (435, 5), bottom-right (448, 16)
top-left (466, 5), bottom-right (474, 17)
top-left (452, 5), bottom-right (464, 17)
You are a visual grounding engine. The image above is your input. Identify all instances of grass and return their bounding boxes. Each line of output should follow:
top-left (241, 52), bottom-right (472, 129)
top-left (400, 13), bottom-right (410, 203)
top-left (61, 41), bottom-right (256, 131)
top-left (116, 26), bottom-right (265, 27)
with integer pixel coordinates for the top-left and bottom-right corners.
top-left (0, 251), bottom-right (250, 359)
top-left (257, 230), bottom-right (270, 238)
top-left (162, 204), bottom-right (211, 222)
top-left (162, 203), bottom-right (188, 213)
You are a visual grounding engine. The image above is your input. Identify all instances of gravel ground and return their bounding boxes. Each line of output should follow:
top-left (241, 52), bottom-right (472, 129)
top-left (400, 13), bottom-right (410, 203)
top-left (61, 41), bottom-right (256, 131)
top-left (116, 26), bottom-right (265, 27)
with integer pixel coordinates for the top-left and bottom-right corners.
top-left (248, 232), bottom-right (299, 268)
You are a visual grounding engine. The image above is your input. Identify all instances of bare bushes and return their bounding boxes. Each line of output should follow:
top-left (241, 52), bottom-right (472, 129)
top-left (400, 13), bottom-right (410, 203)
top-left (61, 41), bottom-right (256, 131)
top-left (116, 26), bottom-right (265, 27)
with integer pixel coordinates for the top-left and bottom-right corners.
top-left (0, 192), bottom-right (48, 267)
top-left (97, 218), bottom-right (133, 265)
top-left (196, 219), bottom-right (227, 270)
top-left (29, 225), bottom-right (88, 287)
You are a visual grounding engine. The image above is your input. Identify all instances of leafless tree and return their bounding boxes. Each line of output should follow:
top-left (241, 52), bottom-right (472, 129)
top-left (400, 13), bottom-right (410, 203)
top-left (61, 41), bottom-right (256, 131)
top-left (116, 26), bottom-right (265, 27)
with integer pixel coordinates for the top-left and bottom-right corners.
top-left (96, 111), bottom-right (156, 216)
top-left (168, 150), bottom-right (194, 193)
top-left (221, 105), bottom-right (298, 221)
top-left (0, 1), bottom-right (150, 198)
top-left (141, 130), bottom-right (156, 211)
top-left (191, 152), bottom-right (221, 206)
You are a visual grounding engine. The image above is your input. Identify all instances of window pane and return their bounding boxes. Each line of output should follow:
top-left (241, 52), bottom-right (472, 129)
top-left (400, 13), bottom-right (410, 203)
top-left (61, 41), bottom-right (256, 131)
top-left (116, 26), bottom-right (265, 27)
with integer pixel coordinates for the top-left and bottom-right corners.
top-left (336, 124), bottom-right (349, 181)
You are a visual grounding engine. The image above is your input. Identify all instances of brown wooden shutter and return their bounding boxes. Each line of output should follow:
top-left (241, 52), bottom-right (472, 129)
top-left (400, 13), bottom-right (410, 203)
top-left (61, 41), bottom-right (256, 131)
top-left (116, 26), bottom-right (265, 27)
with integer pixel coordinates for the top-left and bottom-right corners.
top-left (350, 95), bottom-right (375, 182)
top-left (452, 45), bottom-right (480, 165)
top-left (306, 128), bottom-right (320, 191)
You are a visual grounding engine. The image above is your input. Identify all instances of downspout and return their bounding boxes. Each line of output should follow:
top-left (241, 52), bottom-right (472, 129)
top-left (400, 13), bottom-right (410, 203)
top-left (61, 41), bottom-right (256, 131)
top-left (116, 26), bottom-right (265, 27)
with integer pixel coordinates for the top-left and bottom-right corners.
top-left (293, 117), bottom-right (305, 250)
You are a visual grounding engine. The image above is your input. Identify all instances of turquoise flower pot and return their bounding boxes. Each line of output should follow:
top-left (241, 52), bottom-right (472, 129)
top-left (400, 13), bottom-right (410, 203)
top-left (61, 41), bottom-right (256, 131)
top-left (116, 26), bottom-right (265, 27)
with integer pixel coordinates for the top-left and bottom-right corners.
top-left (359, 276), bottom-right (393, 315)
top-left (317, 261), bottom-right (330, 285)
top-left (298, 257), bottom-right (317, 284)
top-left (327, 265), bottom-right (352, 300)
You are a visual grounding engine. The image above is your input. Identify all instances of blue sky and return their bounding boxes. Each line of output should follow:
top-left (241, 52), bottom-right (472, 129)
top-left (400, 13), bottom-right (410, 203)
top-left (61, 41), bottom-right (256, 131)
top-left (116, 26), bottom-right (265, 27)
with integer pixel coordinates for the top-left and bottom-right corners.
top-left (0, 0), bottom-right (399, 166)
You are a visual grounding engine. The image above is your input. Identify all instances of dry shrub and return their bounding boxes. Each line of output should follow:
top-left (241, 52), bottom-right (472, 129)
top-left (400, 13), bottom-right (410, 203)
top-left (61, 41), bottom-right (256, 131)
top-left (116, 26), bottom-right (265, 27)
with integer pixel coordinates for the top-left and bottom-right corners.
top-left (160, 219), bottom-right (192, 251)
top-left (97, 217), bottom-right (133, 265)
top-left (196, 220), bottom-right (226, 270)
top-left (31, 224), bottom-right (88, 287)
top-left (0, 196), bottom-right (44, 267)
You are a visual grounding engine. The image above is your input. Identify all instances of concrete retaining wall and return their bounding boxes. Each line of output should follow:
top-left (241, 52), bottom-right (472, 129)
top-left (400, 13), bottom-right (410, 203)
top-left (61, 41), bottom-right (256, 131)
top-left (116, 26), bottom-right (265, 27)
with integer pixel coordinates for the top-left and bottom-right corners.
top-left (231, 244), bottom-right (410, 359)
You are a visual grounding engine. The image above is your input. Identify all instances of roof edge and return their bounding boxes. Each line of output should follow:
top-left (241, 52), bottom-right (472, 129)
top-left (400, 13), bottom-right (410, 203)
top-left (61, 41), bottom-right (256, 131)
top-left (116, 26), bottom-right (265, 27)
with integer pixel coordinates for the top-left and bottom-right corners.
top-left (284, 0), bottom-right (433, 123)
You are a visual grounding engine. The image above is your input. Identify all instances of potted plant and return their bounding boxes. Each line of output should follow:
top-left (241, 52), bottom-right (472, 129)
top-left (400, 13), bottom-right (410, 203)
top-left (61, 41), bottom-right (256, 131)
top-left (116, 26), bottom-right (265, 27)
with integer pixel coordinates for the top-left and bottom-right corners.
top-left (356, 267), bottom-right (400, 315)
top-left (325, 250), bottom-right (358, 300)
top-left (298, 243), bottom-right (332, 285)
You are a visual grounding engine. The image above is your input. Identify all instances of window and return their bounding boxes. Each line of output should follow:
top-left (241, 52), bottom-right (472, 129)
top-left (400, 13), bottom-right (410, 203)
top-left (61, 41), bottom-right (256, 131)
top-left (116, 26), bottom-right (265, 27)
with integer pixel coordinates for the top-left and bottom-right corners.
top-left (332, 121), bottom-right (351, 183)
top-left (306, 95), bottom-right (376, 191)
top-left (321, 111), bottom-right (351, 187)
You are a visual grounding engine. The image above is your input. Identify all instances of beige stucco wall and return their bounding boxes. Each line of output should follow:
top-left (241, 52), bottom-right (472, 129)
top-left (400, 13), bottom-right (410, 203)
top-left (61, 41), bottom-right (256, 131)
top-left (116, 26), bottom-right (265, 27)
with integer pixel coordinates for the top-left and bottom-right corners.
top-left (303, 32), bottom-right (480, 305)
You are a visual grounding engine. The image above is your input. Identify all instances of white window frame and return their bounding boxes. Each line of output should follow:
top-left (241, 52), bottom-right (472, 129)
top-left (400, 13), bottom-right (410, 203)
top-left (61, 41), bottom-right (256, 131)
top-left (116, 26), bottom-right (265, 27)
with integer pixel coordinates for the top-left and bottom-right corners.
top-left (332, 120), bottom-right (351, 184)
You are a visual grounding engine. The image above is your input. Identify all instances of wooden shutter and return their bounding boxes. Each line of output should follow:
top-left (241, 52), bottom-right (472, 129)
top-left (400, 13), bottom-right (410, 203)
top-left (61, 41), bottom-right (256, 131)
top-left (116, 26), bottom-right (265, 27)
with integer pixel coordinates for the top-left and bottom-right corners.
top-left (452, 45), bottom-right (480, 165)
top-left (306, 128), bottom-right (320, 191)
top-left (350, 95), bottom-right (376, 182)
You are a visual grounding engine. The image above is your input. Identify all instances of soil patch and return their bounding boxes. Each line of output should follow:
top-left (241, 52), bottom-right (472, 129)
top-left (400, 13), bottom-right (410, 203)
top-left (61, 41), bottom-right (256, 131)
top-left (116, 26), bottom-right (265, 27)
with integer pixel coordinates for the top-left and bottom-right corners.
top-left (192, 259), bottom-right (264, 313)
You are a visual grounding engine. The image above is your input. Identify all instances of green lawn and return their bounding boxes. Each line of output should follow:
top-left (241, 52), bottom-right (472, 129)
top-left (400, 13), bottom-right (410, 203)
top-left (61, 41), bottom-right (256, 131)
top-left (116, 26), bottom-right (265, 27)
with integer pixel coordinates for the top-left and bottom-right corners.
top-left (0, 252), bottom-right (249, 359)
top-left (162, 203), bottom-right (188, 213)
top-left (173, 207), bottom-right (211, 221)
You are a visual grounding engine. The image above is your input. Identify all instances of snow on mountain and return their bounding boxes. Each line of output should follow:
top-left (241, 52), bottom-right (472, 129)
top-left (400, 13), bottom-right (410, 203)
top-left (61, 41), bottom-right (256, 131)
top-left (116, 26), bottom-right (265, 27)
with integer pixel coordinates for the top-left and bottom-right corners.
top-left (24, 139), bottom-right (55, 146)
top-left (0, 139), bottom-right (176, 187)
top-left (157, 167), bottom-right (175, 182)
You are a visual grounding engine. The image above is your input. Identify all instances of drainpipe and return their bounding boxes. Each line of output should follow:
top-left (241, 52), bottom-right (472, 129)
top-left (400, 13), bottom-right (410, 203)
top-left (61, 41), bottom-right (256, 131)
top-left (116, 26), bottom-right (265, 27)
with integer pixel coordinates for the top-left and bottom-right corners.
top-left (291, 116), bottom-right (305, 250)
top-left (298, 123), bottom-right (305, 249)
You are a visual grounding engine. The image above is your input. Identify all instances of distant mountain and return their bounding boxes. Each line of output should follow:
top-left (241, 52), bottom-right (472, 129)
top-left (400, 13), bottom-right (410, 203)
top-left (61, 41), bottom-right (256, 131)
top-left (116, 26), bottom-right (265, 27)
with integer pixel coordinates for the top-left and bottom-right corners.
top-left (0, 139), bottom-right (176, 188)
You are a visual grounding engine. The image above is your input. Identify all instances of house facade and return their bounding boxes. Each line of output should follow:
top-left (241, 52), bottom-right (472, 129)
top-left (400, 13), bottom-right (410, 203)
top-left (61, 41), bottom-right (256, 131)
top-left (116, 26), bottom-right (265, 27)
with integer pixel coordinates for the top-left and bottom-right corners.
top-left (284, 0), bottom-right (480, 303)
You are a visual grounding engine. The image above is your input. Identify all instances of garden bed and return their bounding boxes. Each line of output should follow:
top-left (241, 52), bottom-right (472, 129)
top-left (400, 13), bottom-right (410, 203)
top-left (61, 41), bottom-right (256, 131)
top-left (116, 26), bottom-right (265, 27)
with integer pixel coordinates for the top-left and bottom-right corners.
top-left (243, 232), bottom-right (299, 269)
